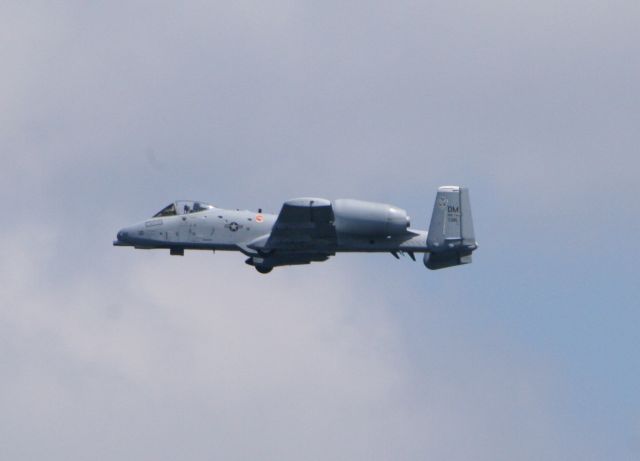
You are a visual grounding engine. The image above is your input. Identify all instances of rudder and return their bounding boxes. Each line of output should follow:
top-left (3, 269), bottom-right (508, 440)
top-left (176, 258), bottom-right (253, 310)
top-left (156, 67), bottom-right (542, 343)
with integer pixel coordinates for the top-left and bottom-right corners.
top-left (424, 186), bottom-right (477, 270)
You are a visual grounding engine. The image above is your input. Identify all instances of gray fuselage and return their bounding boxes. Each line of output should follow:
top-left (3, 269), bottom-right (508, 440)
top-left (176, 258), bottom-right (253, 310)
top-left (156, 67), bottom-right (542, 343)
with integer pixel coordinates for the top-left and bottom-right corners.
top-left (115, 206), bottom-right (429, 254)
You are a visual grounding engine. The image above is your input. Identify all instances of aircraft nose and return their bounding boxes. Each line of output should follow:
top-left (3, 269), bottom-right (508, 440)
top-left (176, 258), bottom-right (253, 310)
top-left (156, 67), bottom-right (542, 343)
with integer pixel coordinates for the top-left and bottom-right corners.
top-left (114, 228), bottom-right (132, 246)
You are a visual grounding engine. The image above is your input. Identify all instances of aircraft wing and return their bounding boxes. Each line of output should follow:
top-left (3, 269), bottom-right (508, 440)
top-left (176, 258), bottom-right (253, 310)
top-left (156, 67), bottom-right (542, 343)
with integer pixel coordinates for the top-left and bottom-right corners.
top-left (265, 198), bottom-right (337, 252)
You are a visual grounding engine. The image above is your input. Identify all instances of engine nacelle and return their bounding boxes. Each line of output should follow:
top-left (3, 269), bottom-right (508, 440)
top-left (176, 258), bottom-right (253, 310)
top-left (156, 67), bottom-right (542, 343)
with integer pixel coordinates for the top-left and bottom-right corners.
top-left (332, 199), bottom-right (410, 236)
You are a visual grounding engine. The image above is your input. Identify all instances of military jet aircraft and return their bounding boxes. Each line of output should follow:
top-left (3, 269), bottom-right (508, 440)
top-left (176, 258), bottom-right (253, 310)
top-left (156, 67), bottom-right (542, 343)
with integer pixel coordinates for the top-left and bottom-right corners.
top-left (114, 186), bottom-right (477, 274)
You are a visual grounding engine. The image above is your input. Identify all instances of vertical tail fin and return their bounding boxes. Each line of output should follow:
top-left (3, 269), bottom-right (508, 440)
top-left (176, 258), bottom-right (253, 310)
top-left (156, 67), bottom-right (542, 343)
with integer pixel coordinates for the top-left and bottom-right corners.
top-left (424, 186), bottom-right (477, 270)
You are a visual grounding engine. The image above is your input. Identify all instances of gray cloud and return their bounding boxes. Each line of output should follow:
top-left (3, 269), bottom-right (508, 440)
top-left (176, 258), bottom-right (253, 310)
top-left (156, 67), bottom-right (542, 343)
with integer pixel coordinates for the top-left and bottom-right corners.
top-left (1, 229), bottom-right (586, 461)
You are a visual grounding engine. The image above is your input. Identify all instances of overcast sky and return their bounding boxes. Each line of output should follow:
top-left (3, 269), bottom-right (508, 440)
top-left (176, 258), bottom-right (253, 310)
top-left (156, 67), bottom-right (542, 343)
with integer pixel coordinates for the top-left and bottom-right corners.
top-left (1, 1), bottom-right (639, 460)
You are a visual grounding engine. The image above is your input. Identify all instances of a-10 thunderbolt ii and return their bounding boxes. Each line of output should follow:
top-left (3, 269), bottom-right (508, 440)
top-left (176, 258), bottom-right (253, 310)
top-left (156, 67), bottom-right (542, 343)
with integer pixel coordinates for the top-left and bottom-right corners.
top-left (114, 186), bottom-right (477, 274)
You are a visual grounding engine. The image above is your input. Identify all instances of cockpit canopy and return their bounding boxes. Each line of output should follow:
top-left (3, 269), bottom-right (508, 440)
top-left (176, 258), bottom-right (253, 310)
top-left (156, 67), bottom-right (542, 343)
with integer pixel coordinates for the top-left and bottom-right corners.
top-left (153, 200), bottom-right (215, 218)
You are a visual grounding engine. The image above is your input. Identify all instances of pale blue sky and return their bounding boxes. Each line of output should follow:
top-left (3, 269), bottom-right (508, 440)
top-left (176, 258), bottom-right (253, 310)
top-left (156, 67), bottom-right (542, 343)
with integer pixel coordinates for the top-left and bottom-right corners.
top-left (1, 1), bottom-right (639, 460)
